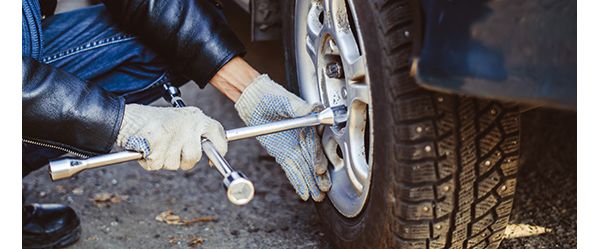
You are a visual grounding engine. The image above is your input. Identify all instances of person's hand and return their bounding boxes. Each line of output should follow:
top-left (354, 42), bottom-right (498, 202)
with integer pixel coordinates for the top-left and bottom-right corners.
top-left (234, 75), bottom-right (331, 202)
top-left (116, 104), bottom-right (227, 171)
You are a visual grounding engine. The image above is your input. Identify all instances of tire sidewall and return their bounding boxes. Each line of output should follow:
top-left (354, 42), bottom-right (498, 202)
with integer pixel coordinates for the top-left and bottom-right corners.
top-left (282, 1), bottom-right (398, 248)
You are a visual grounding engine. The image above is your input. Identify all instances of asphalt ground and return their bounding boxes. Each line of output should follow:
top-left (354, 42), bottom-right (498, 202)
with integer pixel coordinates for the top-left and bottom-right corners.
top-left (23, 1), bottom-right (576, 248)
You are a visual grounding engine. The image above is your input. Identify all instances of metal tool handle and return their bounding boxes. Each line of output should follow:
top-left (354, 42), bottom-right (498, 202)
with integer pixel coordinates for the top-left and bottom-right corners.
top-left (49, 107), bottom-right (337, 179)
top-left (49, 142), bottom-right (254, 204)
top-left (162, 83), bottom-right (185, 108)
top-left (225, 107), bottom-right (335, 140)
top-left (202, 139), bottom-right (254, 205)
top-left (162, 82), bottom-right (254, 205)
top-left (49, 151), bottom-right (142, 181)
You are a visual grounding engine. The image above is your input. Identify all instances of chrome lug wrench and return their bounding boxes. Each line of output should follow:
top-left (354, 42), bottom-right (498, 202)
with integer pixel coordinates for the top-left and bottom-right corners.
top-left (49, 83), bottom-right (347, 205)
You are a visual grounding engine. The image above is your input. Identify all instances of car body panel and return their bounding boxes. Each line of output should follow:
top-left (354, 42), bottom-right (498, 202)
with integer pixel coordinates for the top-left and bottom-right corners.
top-left (415, 0), bottom-right (576, 109)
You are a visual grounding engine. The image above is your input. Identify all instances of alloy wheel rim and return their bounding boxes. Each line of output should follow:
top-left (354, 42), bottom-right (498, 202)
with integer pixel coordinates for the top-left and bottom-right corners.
top-left (294, 0), bottom-right (374, 217)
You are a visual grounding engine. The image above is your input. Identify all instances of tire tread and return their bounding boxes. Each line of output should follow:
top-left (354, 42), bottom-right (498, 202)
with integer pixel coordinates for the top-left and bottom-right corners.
top-left (368, 0), bottom-right (521, 248)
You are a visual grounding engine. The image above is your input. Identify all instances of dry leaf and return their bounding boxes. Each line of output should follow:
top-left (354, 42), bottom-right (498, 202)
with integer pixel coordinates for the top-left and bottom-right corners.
top-left (504, 224), bottom-right (552, 239)
top-left (110, 196), bottom-right (121, 203)
top-left (187, 236), bottom-right (204, 247)
top-left (183, 216), bottom-right (218, 225)
top-left (156, 210), bottom-right (218, 226)
top-left (156, 210), bottom-right (183, 225)
top-left (72, 187), bottom-right (84, 195)
top-left (54, 185), bottom-right (67, 194)
top-left (91, 193), bottom-right (126, 207)
top-left (93, 193), bottom-right (112, 201)
top-left (168, 236), bottom-right (181, 246)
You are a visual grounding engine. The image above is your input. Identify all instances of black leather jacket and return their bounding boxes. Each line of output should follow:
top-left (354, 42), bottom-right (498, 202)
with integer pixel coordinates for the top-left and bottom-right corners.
top-left (23, 0), bottom-right (245, 156)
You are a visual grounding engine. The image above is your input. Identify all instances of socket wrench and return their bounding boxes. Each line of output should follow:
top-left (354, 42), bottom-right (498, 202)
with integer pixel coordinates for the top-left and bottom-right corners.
top-left (49, 106), bottom-right (345, 180)
top-left (49, 95), bottom-right (346, 204)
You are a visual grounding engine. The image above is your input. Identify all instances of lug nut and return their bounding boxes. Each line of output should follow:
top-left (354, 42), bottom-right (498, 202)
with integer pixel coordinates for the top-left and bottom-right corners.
top-left (326, 62), bottom-right (344, 79)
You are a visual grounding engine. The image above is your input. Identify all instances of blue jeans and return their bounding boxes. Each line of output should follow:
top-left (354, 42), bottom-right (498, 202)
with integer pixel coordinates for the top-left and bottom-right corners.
top-left (23, 5), bottom-right (188, 176)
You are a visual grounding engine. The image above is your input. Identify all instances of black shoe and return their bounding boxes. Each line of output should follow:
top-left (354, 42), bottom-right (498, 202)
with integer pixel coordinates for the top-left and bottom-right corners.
top-left (23, 203), bottom-right (81, 249)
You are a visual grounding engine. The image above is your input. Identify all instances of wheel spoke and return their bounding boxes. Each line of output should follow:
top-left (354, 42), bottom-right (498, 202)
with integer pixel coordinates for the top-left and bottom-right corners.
top-left (323, 0), bottom-right (363, 80)
top-left (345, 105), bottom-right (369, 182)
top-left (347, 81), bottom-right (371, 104)
top-left (306, 2), bottom-right (323, 39)
top-left (321, 128), bottom-right (344, 171)
top-left (329, 124), bottom-right (368, 193)
top-left (305, 36), bottom-right (318, 65)
top-left (339, 139), bottom-right (364, 192)
top-left (346, 55), bottom-right (366, 81)
top-left (305, 2), bottom-right (323, 65)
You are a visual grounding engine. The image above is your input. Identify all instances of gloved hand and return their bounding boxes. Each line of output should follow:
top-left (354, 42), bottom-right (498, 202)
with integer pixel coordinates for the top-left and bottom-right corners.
top-left (116, 104), bottom-right (227, 171)
top-left (235, 74), bottom-right (331, 202)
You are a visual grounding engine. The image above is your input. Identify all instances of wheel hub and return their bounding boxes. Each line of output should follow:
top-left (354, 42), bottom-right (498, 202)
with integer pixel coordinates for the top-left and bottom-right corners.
top-left (295, 0), bottom-right (373, 217)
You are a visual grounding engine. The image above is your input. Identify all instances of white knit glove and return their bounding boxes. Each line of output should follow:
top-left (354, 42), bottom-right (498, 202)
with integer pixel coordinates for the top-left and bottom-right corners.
top-left (116, 104), bottom-right (227, 171)
top-left (235, 75), bottom-right (331, 202)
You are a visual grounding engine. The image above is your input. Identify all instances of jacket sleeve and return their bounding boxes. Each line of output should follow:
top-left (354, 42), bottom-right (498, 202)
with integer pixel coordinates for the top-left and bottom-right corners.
top-left (22, 57), bottom-right (125, 155)
top-left (102, 0), bottom-right (246, 88)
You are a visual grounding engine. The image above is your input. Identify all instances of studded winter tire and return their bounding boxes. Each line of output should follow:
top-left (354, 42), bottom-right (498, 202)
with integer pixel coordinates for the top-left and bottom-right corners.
top-left (282, 0), bottom-right (522, 248)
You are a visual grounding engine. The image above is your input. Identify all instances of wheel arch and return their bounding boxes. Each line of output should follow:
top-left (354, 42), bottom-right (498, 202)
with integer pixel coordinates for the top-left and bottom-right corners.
top-left (413, 0), bottom-right (576, 110)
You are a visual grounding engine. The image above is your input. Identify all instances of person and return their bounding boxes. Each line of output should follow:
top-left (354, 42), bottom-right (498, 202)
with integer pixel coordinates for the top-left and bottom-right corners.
top-left (22, 0), bottom-right (331, 248)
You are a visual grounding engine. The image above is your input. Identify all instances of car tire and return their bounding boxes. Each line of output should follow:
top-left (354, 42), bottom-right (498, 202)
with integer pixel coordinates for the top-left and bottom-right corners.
top-left (282, 0), bottom-right (522, 248)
